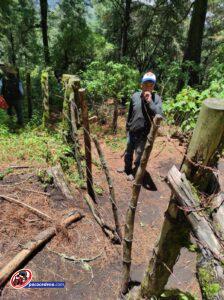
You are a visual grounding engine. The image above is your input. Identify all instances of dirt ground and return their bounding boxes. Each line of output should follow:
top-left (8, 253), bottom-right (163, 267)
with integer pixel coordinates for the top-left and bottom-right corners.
top-left (0, 124), bottom-right (223, 300)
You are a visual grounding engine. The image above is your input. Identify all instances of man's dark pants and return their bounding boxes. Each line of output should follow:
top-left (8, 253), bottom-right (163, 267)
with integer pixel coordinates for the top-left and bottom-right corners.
top-left (7, 98), bottom-right (23, 125)
top-left (124, 131), bottom-right (147, 174)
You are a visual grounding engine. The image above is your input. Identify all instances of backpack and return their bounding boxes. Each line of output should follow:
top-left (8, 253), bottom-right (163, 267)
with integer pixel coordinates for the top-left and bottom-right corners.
top-left (2, 75), bottom-right (20, 103)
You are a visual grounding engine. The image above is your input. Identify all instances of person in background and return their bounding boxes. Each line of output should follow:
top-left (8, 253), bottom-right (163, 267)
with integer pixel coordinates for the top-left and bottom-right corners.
top-left (0, 64), bottom-right (24, 126)
top-left (118, 72), bottom-right (163, 181)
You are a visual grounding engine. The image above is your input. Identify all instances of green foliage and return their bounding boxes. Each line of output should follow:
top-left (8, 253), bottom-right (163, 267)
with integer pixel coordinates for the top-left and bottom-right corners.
top-left (161, 289), bottom-right (197, 300)
top-left (198, 267), bottom-right (221, 298)
top-left (164, 77), bottom-right (224, 132)
top-left (82, 60), bottom-right (139, 103)
top-left (0, 167), bottom-right (13, 180)
top-left (50, 0), bottom-right (94, 73)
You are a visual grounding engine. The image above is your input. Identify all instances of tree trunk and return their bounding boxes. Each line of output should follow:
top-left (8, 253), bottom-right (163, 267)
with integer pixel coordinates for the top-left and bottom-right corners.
top-left (26, 72), bottom-right (32, 119)
top-left (39, 0), bottom-right (50, 65)
top-left (137, 98), bottom-right (224, 299)
top-left (9, 31), bottom-right (16, 66)
top-left (79, 88), bottom-right (96, 202)
top-left (41, 70), bottom-right (50, 127)
top-left (121, 115), bottom-right (163, 295)
top-left (177, 0), bottom-right (208, 91)
top-left (120, 0), bottom-right (132, 58)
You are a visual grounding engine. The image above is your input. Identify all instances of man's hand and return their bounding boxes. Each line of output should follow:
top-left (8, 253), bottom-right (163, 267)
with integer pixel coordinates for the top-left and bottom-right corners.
top-left (143, 91), bottom-right (152, 103)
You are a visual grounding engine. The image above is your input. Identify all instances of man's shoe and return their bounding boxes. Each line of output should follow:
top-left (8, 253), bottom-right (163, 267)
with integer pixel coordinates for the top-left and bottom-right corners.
top-left (117, 168), bottom-right (125, 173)
top-left (127, 174), bottom-right (135, 181)
top-left (117, 168), bottom-right (132, 174)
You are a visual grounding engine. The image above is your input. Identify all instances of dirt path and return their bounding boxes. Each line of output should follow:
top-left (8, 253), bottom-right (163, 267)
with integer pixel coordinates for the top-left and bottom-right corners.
top-left (1, 132), bottom-right (220, 299)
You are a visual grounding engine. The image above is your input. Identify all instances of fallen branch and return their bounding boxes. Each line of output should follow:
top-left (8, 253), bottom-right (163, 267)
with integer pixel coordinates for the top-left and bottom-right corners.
top-left (0, 194), bottom-right (53, 222)
top-left (84, 194), bottom-right (120, 244)
top-left (92, 135), bottom-right (122, 242)
top-left (48, 164), bottom-right (74, 202)
top-left (47, 247), bottom-right (103, 263)
top-left (0, 175), bottom-right (35, 187)
top-left (0, 210), bottom-right (84, 287)
top-left (17, 187), bottom-right (50, 196)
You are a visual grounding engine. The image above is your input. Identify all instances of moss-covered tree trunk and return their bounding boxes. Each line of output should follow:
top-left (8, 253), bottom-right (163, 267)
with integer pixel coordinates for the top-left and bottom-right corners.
top-left (26, 72), bottom-right (32, 119)
top-left (41, 70), bottom-right (50, 128)
top-left (137, 98), bottom-right (224, 300)
top-left (61, 75), bottom-right (83, 178)
top-left (79, 88), bottom-right (96, 202)
top-left (61, 74), bottom-right (79, 143)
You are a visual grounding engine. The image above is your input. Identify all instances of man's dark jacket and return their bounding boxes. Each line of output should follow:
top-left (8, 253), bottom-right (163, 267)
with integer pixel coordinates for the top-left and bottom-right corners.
top-left (126, 91), bottom-right (163, 134)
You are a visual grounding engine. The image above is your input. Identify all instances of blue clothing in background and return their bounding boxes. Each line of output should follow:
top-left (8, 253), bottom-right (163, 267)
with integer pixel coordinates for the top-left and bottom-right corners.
top-left (0, 78), bottom-right (24, 96)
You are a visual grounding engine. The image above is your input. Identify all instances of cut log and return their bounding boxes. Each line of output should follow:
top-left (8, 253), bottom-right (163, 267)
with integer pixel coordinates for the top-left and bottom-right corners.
top-left (0, 194), bottom-right (52, 222)
top-left (84, 194), bottom-right (120, 243)
top-left (48, 164), bottom-right (74, 202)
top-left (167, 166), bottom-right (224, 300)
top-left (181, 98), bottom-right (224, 194)
top-left (0, 210), bottom-right (84, 287)
top-left (92, 135), bottom-right (122, 242)
top-left (210, 192), bottom-right (224, 241)
top-left (167, 166), bottom-right (224, 259)
top-left (121, 114), bottom-right (163, 295)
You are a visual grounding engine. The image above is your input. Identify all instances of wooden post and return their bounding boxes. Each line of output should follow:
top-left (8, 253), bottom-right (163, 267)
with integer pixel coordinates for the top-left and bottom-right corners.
top-left (121, 115), bottom-right (163, 295)
top-left (79, 88), bottom-right (96, 202)
top-left (61, 74), bottom-right (76, 142)
top-left (61, 75), bottom-right (83, 178)
top-left (137, 98), bottom-right (224, 299)
top-left (26, 72), bottom-right (32, 119)
top-left (41, 70), bottom-right (50, 127)
top-left (112, 98), bottom-right (118, 134)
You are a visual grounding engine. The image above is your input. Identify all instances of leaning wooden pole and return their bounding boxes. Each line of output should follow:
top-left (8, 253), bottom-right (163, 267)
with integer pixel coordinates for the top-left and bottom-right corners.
top-left (137, 98), bottom-right (224, 299)
top-left (121, 114), bottom-right (163, 295)
top-left (41, 70), bottom-right (50, 127)
top-left (0, 211), bottom-right (83, 287)
top-left (79, 88), bottom-right (96, 202)
top-left (92, 135), bottom-right (122, 242)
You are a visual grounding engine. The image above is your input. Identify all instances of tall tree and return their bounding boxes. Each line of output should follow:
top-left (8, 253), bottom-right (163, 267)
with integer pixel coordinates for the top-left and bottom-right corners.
top-left (120, 0), bottom-right (132, 58)
top-left (177, 0), bottom-right (208, 91)
top-left (40, 0), bottom-right (50, 65)
top-left (51, 0), bottom-right (94, 73)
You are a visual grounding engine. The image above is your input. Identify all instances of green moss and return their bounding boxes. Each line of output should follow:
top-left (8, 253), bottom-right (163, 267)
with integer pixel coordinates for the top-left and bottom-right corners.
top-left (198, 267), bottom-right (221, 298)
top-left (161, 288), bottom-right (197, 299)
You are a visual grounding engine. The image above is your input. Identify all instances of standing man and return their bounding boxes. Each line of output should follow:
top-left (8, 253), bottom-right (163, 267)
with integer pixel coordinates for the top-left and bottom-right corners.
top-left (0, 65), bottom-right (24, 126)
top-left (118, 72), bottom-right (163, 181)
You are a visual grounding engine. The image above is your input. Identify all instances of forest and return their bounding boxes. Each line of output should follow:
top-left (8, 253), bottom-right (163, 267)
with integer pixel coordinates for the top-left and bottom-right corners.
top-left (0, 0), bottom-right (224, 299)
